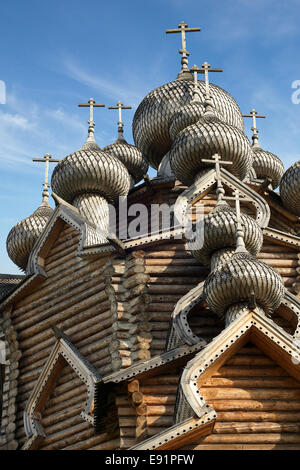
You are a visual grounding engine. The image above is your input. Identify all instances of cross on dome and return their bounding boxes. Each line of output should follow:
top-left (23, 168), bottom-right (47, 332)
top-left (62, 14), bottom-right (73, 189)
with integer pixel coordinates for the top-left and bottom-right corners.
top-left (223, 189), bottom-right (253, 253)
top-left (242, 109), bottom-right (266, 148)
top-left (78, 98), bottom-right (105, 143)
top-left (108, 101), bottom-right (132, 140)
top-left (166, 21), bottom-right (201, 76)
top-left (197, 61), bottom-right (223, 100)
top-left (201, 154), bottom-right (232, 204)
top-left (32, 153), bottom-right (60, 206)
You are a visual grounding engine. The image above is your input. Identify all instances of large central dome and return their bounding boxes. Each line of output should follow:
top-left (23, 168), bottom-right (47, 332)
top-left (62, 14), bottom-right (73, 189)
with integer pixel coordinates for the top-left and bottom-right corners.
top-left (132, 78), bottom-right (244, 169)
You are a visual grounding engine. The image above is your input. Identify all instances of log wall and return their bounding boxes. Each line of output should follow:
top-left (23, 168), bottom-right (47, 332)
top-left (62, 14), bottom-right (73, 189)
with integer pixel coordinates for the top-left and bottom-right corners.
top-left (3, 183), bottom-right (299, 450)
top-left (183, 342), bottom-right (300, 450)
top-left (12, 223), bottom-right (116, 448)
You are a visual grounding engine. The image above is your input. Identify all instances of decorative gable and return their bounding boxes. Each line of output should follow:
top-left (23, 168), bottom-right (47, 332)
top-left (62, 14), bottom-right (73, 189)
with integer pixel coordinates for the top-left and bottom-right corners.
top-left (23, 327), bottom-right (101, 450)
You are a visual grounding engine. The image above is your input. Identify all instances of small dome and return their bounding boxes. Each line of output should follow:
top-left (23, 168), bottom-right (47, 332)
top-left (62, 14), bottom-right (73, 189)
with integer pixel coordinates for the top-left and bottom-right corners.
top-left (169, 101), bottom-right (224, 141)
top-left (132, 79), bottom-right (244, 169)
top-left (192, 204), bottom-right (263, 265)
top-left (280, 160), bottom-right (300, 216)
top-left (103, 139), bottom-right (148, 185)
top-left (252, 147), bottom-right (284, 189)
top-left (169, 114), bottom-right (253, 185)
top-left (6, 204), bottom-right (53, 271)
top-left (51, 146), bottom-right (130, 203)
top-left (204, 252), bottom-right (285, 317)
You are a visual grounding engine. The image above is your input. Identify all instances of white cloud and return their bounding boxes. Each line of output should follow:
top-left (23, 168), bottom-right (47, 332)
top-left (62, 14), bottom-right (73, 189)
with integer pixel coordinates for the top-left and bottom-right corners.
top-left (63, 57), bottom-right (148, 107)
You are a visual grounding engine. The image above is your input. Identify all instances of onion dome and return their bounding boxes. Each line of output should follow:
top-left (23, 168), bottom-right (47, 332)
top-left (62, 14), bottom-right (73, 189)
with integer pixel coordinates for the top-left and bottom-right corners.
top-left (132, 79), bottom-right (245, 169)
top-left (191, 204), bottom-right (263, 266)
top-left (280, 160), bottom-right (300, 216)
top-left (52, 101), bottom-right (130, 229)
top-left (204, 252), bottom-right (285, 317)
top-left (242, 109), bottom-right (284, 189)
top-left (251, 148), bottom-right (284, 189)
top-left (51, 141), bottom-right (130, 229)
top-left (103, 140), bottom-right (148, 187)
top-left (103, 101), bottom-right (148, 186)
top-left (6, 195), bottom-right (53, 271)
top-left (169, 106), bottom-right (253, 185)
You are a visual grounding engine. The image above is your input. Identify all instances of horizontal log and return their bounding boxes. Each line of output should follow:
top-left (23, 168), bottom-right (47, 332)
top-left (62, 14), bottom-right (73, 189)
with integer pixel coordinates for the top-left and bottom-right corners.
top-left (217, 411), bottom-right (300, 422)
top-left (226, 356), bottom-right (275, 366)
top-left (13, 256), bottom-right (106, 314)
top-left (67, 436), bottom-right (119, 451)
top-left (142, 376), bottom-right (180, 386)
top-left (117, 405), bottom-right (174, 416)
top-left (209, 399), bottom-right (300, 411)
top-left (141, 385), bottom-right (177, 394)
top-left (19, 293), bottom-right (109, 350)
top-left (201, 387), bottom-right (300, 400)
top-left (203, 377), bottom-right (300, 388)
top-left (17, 282), bottom-right (107, 338)
top-left (202, 433), bottom-right (300, 444)
top-left (145, 265), bottom-right (208, 275)
top-left (214, 421), bottom-right (300, 434)
top-left (20, 306), bottom-right (112, 362)
top-left (43, 413), bottom-right (83, 436)
top-left (214, 366), bottom-right (289, 377)
top-left (40, 422), bottom-right (92, 450)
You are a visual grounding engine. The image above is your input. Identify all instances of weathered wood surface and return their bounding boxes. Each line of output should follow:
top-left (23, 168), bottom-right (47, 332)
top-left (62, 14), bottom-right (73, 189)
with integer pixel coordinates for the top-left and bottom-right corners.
top-left (5, 185), bottom-right (300, 450)
top-left (188, 342), bottom-right (300, 450)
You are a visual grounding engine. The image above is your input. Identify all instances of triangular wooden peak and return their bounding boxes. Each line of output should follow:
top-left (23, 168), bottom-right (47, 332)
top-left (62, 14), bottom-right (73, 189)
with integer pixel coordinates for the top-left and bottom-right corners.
top-left (132, 307), bottom-right (300, 450)
top-left (22, 327), bottom-right (101, 450)
top-left (27, 198), bottom-right (116, 275)
top-left (175, 167), bottom-right (271, 229)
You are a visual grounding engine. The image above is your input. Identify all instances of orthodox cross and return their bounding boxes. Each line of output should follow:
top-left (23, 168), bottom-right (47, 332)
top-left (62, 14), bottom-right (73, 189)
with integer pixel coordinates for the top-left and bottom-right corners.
top-left (32, 153), bottom-right (60, 205)
top-left (242, 109), bottom-right (265, 148)
top-left (189, 65), bottom-right (202, 102)
top-left (108, 101), bottom-right (132, 140)
top-left (197, 61), bottom-right (223, 100)
top-left (78, 98), bottom-right (105, 140)
top-left (166, 21), bottom-right (200, 74)
top-left (223, 189), bottom-right (253, 253)
top-left (201, 154), bottom-right (232, 204)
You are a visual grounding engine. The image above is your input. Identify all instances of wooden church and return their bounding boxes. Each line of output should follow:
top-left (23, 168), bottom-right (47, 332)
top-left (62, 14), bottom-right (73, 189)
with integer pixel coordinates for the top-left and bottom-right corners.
top-left (1, 22), bottom-right (300, 451)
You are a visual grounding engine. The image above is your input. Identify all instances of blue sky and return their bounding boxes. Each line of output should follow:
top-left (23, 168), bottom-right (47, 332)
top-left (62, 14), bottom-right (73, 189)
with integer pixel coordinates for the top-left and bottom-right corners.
top-left (1, 0), bottom-right (300, 274)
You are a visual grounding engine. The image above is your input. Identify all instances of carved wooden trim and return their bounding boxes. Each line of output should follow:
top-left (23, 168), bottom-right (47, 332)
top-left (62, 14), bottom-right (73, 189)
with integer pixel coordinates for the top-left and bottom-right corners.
top-left (130, 306), bottom-right (300, 450)
top-left (129, 413), bottom-right (215, 450)
top-left (166, 281), bottom-right (207, 350)
top-left (263, 227), bottom-right (300, 248)
top-left (22, 327), bottom-right (101, 450)
top-left (178, 307), bottom-right (300, 427)
top-left (174, 167), bottom-right (271, 231)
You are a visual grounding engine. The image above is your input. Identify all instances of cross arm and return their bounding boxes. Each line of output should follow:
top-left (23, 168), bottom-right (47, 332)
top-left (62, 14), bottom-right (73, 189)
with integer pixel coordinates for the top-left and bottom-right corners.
top-left (201, 158), bottom-right (232, 165)
top-left (108, 106), bottom-right (132, 110)
top-left (78, 104), bottom-right (105, 108)
top-left (198, 68), bottom-right (223, 73)
top-left (32, 158), bottom-right (60, 163)
top-left (166, 27), bottom-right (201, 33)
top-left (242, 113), bottom-right (265, 118)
